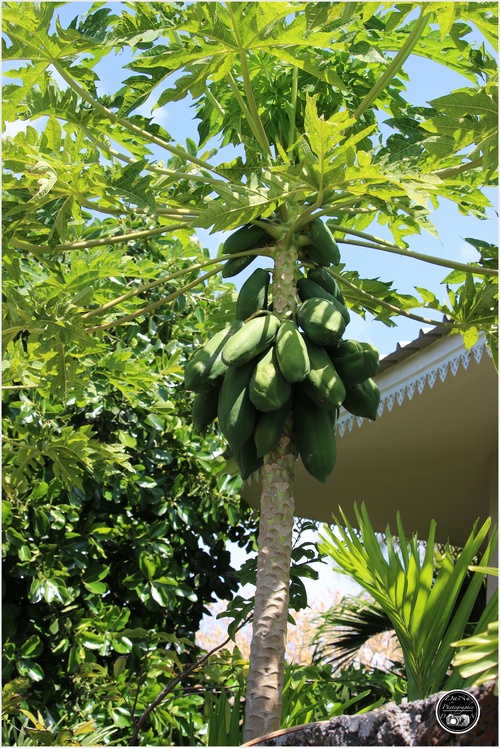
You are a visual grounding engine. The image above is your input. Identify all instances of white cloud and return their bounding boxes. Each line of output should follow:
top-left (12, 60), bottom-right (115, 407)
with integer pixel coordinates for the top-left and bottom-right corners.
top-left (151, 106), bottom-right (170, 125)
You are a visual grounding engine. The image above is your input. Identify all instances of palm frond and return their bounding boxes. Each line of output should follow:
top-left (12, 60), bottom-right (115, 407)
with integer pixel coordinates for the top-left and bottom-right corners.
top-left (312, 594), bottom-right (401, 672)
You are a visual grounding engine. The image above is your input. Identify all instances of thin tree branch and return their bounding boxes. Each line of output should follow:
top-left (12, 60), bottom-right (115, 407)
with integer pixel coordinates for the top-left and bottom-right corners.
top-left (128, 616), bottom-right (252, 746)
top-left (227, 5), bottom-right (272, 156)
top-left (239, 54), bottom-right (272, 156)
top-left (2, 384), bottom-right (39, 390)
top-left (51, 60), bottom-right (226, 177)
top-left (334, 236), bottom-right (498, 278)
top-left (227, 72), bottom-right (268, 151)
top-left (285, 196), bottom-right (322, 242)
top-left (205, 86), bottom-right (226, 116)
top-left (82, 246), bottom-right (270, 323)
top-left (37, 186), bottom-right (200, 220)
top-left (84, 267), bottom-right (223, 333)
top-left (328, 207), bottom-right (377, 215)
top-left (82, 126), bottom-right (227, 188)
top-left (288, 66), bottom-right (299, 154)
top-left (81, 253), bottom-right (242, 320)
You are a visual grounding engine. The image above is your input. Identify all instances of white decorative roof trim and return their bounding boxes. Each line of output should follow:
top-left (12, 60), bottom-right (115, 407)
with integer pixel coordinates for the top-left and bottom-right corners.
top-left (337, 333), bottom-right (491, 438)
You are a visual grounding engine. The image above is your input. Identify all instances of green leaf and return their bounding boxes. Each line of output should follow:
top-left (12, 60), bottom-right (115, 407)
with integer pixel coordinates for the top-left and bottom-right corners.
top-left (2, 501), bottom-right (13, 526)
top-left (78, 631), bottom-right (105, 650)
top-left (17, 659), bottom-right (44, 682)
top-left (20, 635), bottom-right (43, 658)
top-left (113, 656), bottom-right (128, 680)
top-left (118, 430), bottom-right (137, 448)
top-left (145, 413), bottom-right (165, 431)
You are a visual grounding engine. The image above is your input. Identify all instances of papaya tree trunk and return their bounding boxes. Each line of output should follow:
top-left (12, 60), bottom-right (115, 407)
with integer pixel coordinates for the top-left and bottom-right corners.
top-left (243, 239), bottom-right (298, 742)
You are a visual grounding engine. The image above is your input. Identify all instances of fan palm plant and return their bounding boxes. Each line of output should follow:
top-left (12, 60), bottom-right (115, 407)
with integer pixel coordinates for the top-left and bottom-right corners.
top-left (319, 504), bottom-right (497, 701)
top-left (311, 594), bottom-right (401, 672)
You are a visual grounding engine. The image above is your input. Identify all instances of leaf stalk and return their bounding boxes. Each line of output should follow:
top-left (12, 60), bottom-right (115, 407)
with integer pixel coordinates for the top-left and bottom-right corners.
top-left (51, 60), bottom-right (225, 177)
top-left (84, 267), bottom-right (222, 333)
top-left (10, 224), bottom-right (192, 254)
top-left (353, 11), bottom-right (430, 120)
top-left (335, 236), bottom-right (498, 278)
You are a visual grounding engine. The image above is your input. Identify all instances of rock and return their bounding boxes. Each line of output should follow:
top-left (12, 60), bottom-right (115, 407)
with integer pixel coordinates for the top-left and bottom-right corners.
top-left (242, 683), bottom-right (498, 746)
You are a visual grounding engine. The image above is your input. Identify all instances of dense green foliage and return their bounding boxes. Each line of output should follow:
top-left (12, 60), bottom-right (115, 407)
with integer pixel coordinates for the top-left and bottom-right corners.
top-left (2, 227), bottom-right (258, 743)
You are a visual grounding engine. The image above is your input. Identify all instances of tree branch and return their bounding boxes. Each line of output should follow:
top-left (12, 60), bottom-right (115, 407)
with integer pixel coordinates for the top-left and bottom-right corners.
top-left (205, 85), bottom-right (226, 116)
top-left (82, 126), bottom-right (228, 188)
top-left (353, 10), bottom-right (430, 120)
top-left (336, 238), bottom-right (498, 278)
top-left (288, 66), bottom-right (299, 153)
top-left (227, 5), bottom-right (272, 156)
top-left (433, 157), bottom-right (484, 179)
top-left (82, 256), bottom-right (228, 319)
top-left (128, 616), bottom-right (251, 746)
top-left (227, 72), bottom-right (270, 153)
top-left (81, 247), bottom-right (268, 322)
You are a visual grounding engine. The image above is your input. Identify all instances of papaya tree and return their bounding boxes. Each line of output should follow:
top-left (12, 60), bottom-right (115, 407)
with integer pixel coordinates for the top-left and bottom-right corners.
top-left (2, 1), bottom-right (498, 742)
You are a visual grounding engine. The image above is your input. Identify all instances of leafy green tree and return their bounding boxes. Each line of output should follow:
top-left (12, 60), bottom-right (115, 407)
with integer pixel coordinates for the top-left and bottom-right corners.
top-left (2, 1), bottom-right (498, 741)
top-left (2, 222), bottom-right (258, 740)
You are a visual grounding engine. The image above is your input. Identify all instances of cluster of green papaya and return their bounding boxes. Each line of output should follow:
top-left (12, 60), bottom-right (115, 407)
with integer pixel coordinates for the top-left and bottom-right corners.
top-left (184, 218), bottom-right (380, 483)
top-left (220, 216), bottom-right (342, 279)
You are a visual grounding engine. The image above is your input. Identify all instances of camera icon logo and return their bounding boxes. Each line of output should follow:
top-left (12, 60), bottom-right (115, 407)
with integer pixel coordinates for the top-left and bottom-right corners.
top-left (436, 690), bottom-right (480, 734)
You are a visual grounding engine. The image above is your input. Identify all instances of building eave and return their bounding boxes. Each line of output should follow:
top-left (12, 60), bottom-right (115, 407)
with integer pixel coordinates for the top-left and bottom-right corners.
top-left (242, 328), bottom-right (498, 546)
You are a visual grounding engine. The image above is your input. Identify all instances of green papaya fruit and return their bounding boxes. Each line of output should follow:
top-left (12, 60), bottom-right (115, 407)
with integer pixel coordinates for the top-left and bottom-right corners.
top-left (329, 339), bottom-right (379, 385)
top-left (235, 268), bottom-right (270, 321)
top-left (217, 359), bottom-right (257, 451)
top-left (297, 278), bottom-right (350, 325)
top-left (309, 218), bottom-right (341, 266)
top-left (253, 399), bottom-right (291, 458)
top-left (235, 436), bottom-right (264, 480)
top-left (222, 224), bottom-right (268, 255)
top-left (297, 298), bottom-right (346, 346)
top-left (342, 377), bottom-right (380, 421)
top-left (275, 319), bottom-right (310, 383)
top-left (302, 338), bottom-right (346, 409)
top-left (307, 266), bottom-right (346, 305)
top-left (184, 321), bottom-right (243, 392)
top-left (294, 385), bottom-right (337, 483)
top-left (222, 255), bottom-right (257, 278)
top-left (249, 346), bottom-right (292, 412)
top-left (304, 242), bottom-right (331, 268)
top-left (221, 224), bottom-right (274, 278)
top-left (191, 389), bottom-right (219, 433)
top-left (222, 314), bottom-right (281, 366)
